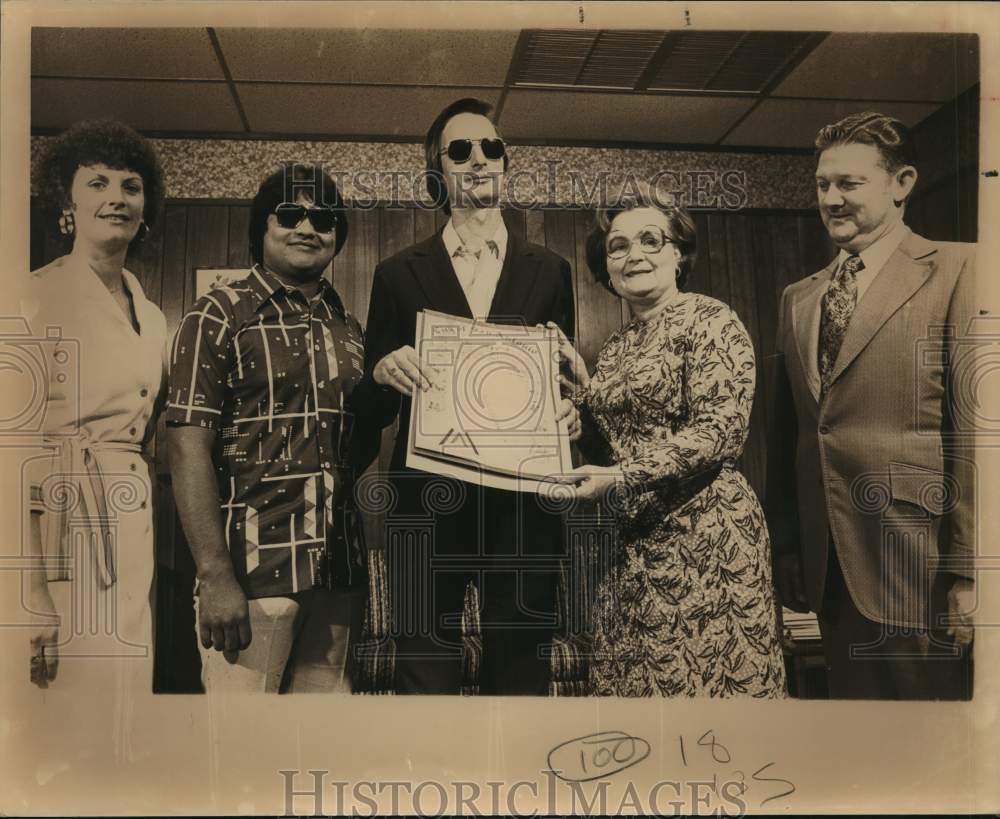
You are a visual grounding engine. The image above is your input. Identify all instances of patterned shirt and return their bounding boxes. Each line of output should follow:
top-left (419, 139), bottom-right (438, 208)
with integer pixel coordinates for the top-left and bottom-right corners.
top-left (166, 265), bottom-right (369, 599)
top-left (441, 217), bottom-right (507, 317)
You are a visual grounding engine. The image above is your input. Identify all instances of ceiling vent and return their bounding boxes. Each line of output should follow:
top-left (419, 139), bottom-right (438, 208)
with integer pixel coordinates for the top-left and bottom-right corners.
top-left (514, 29), bottom-right (821, 94)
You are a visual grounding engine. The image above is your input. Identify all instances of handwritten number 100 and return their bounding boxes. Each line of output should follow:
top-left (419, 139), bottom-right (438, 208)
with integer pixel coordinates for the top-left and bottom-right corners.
top-left (578, 736), bottom-right (636, 775)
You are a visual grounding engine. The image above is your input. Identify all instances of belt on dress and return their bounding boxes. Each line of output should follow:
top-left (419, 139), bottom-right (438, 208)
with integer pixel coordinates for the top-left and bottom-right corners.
top-left (41, 437), bottom-right (144, 588)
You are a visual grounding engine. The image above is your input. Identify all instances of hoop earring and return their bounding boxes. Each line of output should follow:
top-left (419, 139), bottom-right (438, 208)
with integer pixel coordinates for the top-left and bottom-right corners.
top-left (135, 220), bottom-right (149, 243)
top-left (58, 209), bottom-right (75, 236)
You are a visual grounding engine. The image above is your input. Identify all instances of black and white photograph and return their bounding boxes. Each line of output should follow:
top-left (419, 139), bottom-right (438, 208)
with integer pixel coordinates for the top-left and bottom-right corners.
top-left (2, 1), bottom-right (998, 814)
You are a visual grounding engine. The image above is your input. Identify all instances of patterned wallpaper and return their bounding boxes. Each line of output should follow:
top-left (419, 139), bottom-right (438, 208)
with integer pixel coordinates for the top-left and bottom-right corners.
top-left (30, 136), bottom-right (818, 210)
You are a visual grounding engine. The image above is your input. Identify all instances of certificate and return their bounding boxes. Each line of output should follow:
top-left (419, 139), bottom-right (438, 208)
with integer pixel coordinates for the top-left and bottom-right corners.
top-left (406, 310), bottom-right (574, 492)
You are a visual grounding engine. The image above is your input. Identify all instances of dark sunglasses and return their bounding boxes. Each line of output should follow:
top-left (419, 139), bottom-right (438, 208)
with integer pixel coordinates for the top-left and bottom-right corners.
top-left (273, 202), bottom-right (338, 233)
top-left (439, 138), bottom-right (506, 164)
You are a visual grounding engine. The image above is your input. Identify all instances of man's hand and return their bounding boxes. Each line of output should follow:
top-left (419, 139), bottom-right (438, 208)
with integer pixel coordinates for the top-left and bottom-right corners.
top-left (774, 553), bottom-right (809, 613)
top-left (28, 583), bottom-right (60, 687)
top-left (566, 464), bottom-right (622, 502)
top-left (946, 576), bottom-right (975, 647)
top-left (373, 346), bottom-right (435, 397)
top-left (197, 570), bottom-right (252, 659)
top-left (555, 397), bottom-right (581, 442)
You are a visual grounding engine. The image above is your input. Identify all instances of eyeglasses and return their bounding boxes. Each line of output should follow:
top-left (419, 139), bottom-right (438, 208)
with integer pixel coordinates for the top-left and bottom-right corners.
top-left (439, 138), bottom-right (506, 164)
top-left (272, 202), bottom-right (338, 233)
top-left (605, 227), bottom-right (674, 260)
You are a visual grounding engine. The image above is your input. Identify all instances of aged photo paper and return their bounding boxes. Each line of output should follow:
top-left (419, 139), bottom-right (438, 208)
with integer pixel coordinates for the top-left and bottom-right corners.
top-left (1, 1), bottom-right (998, 815)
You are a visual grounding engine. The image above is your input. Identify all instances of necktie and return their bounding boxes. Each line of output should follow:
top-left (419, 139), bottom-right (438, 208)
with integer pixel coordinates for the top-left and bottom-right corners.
top-left (818, 254), bottom-right (863, 390)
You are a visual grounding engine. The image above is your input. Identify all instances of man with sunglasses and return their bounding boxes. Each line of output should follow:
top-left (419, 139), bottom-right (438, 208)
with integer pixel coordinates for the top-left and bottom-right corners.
top-left (167, 163), bottom-right (377, 693)
top-left (361, 97), bottom-right (579, 695)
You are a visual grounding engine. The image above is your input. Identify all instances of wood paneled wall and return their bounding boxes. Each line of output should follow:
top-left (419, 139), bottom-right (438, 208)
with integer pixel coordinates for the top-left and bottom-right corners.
top-left (31, 200), bottom-right (839, 690)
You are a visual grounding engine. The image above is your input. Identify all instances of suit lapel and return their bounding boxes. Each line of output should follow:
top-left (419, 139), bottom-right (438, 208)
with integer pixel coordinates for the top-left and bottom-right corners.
top-left (790, 262), bottom-right (835, 403)
top-left (827, 232), bottom-right (937, 387)
top-left (409, 231), bottom-right (473, 319)
top-left (488, 231), bottom-right (541, 321)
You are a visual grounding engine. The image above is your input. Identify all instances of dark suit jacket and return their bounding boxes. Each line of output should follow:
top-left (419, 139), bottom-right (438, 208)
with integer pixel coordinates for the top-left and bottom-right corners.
top-left (361, 226), bottom-right (575, 567)
top-left (765, 229), bottom-right (976, 629)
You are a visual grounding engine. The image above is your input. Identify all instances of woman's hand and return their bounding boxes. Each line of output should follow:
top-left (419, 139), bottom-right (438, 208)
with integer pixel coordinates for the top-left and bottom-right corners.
top-left (555, 397), bottom-right (582, 442)
top-left (566, 464), bottom-right (623, 501)
top-left (541, 322), bottom-right (590, 393)
top-left (373, 346), bottom-right (436, 397)
top-left (28, 583), bottom-right (60, 687)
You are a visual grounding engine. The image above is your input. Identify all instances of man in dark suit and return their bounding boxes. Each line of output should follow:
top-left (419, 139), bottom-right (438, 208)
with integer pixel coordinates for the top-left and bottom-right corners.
top-left (766, 112), bottom-right (976, 699)
top-left (362, 97), bottom-right (579, 694)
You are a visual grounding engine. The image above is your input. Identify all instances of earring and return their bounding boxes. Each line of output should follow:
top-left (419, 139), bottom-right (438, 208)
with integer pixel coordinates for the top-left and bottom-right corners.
top-left (135, 220), bottom-right (149, 243)
top-left (58, 209), bottom-right (75, 236)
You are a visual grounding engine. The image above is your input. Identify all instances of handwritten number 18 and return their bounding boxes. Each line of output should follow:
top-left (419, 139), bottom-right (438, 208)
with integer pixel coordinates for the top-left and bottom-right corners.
top-left (678, 730), bottom-right (731, 765)
top-left (697, 730), bottom-right (731, 763)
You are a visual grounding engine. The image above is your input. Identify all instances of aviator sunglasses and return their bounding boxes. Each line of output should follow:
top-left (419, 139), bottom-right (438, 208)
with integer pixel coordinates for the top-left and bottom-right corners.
top-left (272, 202), bottom-right (339, 233)
top-left (439, 137), bottom-right (506, 164)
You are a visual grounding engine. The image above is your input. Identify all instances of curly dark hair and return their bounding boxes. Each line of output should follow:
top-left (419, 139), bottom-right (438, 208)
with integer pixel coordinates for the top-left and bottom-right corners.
top-left (36, 119), bottom-right (164, 247)
top-left (586, 181), bottom-right (697, 294)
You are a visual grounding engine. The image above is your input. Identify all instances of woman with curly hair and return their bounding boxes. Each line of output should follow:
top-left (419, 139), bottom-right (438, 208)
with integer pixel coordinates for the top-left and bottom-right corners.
top-left (553, 183), bottom-right (786, 698)
top-left (26, 119), bottom-right (167, 704)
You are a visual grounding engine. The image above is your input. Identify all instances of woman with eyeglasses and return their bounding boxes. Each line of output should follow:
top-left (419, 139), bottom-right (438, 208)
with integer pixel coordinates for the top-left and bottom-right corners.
top-left (26, 119), bottom-right (166, 707)
top-left (554, 183), bottom-right (786, 698)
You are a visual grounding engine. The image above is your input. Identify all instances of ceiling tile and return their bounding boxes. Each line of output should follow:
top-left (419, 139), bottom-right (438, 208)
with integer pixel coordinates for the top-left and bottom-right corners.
top-left (773, 33), bottom-right (979, 102)
top-left (500, 90), bottom-right (754, 144)
top-left (236, 84), bottom-right (501, 137)
top-left (216, 28), bottom-right (516, 86)
top-left (31, 78), bottom-right (244, 133)
top-left (722, 98), bottom-right (940, 149)
top-left (31, 28), bottom-right (223, 80)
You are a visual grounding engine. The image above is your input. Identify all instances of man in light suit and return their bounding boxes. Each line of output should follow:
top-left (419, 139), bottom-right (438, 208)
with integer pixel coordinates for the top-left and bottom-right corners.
top-left (361, 97), bottom-right (579, 694)
top-left (766, 112), bottom-right (976, 699)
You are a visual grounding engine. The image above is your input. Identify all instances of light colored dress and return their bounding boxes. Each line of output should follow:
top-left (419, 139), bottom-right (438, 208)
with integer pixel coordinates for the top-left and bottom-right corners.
top-left (574, 291), bottom-right (786, 698)
top-left (23, 253), bottom-right (167, 764)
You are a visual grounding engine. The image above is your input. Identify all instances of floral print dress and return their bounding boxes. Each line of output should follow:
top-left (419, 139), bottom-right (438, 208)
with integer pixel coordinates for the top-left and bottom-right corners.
top-left (575, 291), bottom-right (786, 697)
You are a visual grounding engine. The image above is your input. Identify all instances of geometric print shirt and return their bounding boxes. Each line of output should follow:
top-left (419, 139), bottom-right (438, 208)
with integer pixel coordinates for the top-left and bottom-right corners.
top-left (166, 265), bottom-right (369, 599)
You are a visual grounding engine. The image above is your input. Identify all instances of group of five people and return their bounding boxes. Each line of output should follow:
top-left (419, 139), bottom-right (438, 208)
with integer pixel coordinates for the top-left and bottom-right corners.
top-left (26, 97), bottom-right (975, 704)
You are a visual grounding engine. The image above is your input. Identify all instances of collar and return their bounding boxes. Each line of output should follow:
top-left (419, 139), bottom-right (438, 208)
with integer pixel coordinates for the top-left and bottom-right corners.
top-left (442, 216), bottom-right (508, 263)
top-left (248, 264), bottom-right (347, 317)
top-left (835, 220), bottom-right (910, 278)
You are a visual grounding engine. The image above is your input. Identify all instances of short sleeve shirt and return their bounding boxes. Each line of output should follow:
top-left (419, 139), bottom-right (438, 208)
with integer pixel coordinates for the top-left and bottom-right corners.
top-left (166, 265), bottom-right (367, 598)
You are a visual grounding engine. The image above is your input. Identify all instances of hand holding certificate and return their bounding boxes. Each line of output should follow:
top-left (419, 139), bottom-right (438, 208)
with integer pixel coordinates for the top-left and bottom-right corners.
top-left (406, 310), bottom-right (574, 492)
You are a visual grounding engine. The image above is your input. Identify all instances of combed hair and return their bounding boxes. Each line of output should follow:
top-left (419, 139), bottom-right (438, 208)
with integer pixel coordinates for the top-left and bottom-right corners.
top-left (586, 181), bottom-right (697, 293)
top-left (814, 111), bottom-right (917, 172)
top-left (423, 97), bottom-right (509, 215)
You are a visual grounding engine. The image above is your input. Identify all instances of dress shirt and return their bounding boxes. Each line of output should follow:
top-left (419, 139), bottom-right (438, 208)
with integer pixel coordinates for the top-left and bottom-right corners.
top-left (442, 216), bottom-right (508, 317)
top-left (832, 219), bottom-right (910, 302)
